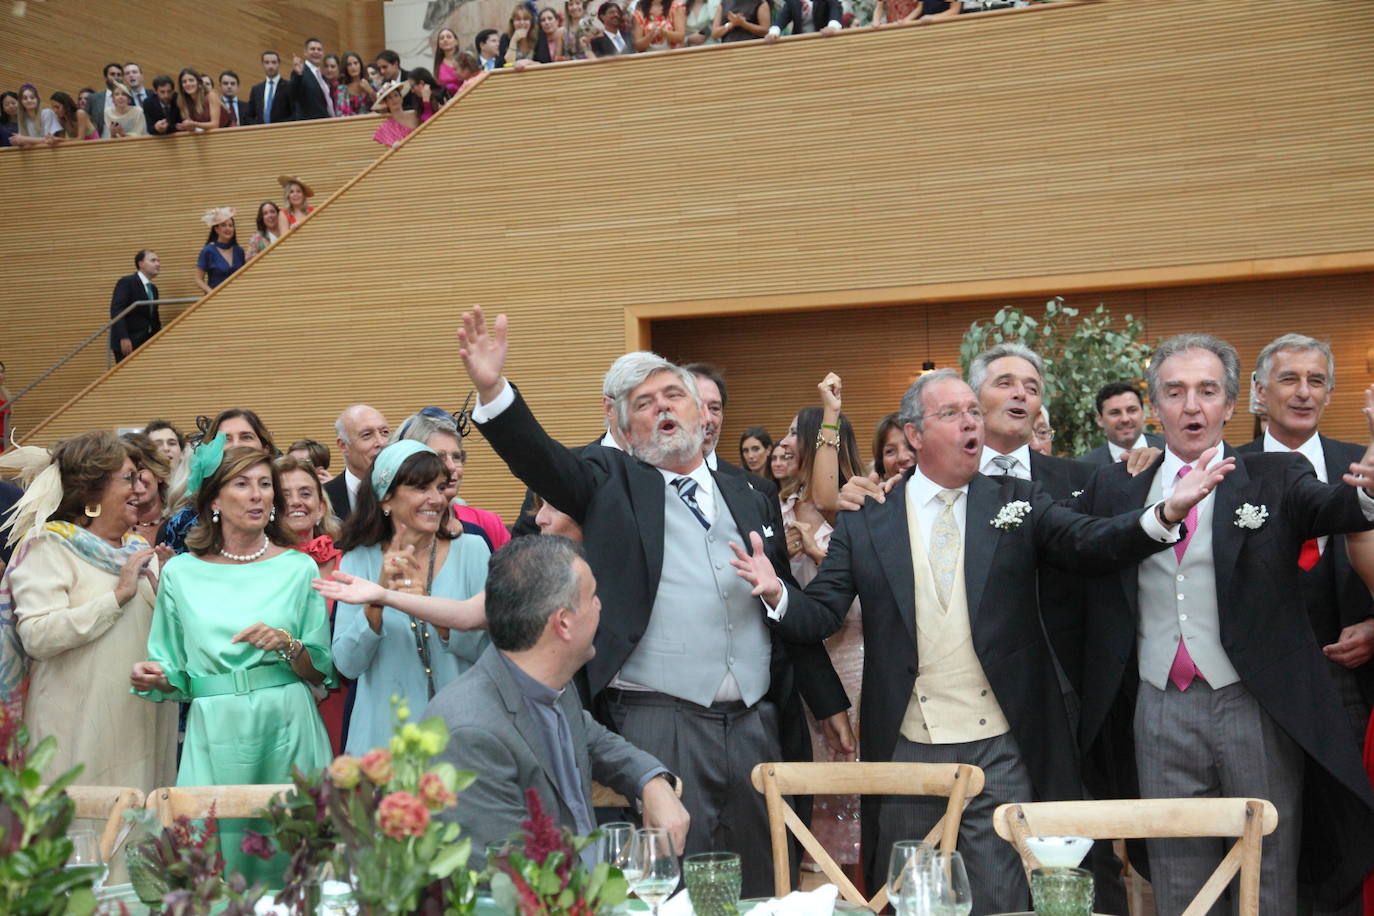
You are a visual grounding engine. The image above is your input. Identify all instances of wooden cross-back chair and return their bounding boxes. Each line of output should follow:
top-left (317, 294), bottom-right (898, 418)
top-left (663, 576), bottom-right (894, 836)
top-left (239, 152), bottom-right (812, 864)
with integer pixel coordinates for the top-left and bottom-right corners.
top-left (993, 798), bottom-right (1277, 916)
top-left (146, 784), bottom-right (294, 826)
top-left (59, 785), bottom-right (145, 862)
top-left (750, 761), bottom-right (984, 912)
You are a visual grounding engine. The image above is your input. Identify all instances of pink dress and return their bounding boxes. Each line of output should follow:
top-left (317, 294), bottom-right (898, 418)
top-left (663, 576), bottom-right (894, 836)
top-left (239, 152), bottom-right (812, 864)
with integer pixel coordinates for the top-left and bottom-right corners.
top-left (453, 502), bottom-right (511, 551)
top-left (372, 118), bottom-right (414, 146)
top-left (437, 60), bottom-right (463, 95)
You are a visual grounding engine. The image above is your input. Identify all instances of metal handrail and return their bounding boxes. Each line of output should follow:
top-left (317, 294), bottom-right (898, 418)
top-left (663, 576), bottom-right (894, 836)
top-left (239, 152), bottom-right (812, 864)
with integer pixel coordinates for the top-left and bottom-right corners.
top-left (8, 297), bottom-right (201, 410)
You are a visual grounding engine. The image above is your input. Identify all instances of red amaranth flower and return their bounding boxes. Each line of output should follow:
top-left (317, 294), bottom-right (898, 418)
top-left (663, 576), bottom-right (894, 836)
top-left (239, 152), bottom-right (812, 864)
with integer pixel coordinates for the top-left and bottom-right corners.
top-left (519, 788), bottom-right (563, 866)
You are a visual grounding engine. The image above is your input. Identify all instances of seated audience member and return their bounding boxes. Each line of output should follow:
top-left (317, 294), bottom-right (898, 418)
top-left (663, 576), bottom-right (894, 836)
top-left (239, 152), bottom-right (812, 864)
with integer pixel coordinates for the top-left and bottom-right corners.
top-left (85, 62), bottom-right (124, 136)
top-left (290, 37), bottom-right (336, 120)
top-left (396, 408), bottom-right (511, 552)
top-left (141, 75), bottom-right (181, 136)
top-left (218, 70), bottom-right (246, 126)
top-left (144, 419), bottom-right (187, 469)
top-left (288, 438), bottom-right (334, 482)
top-left (738, 426), bottom-right (773, 477)
top-left (476, 29), bottom-right (506, 70)
top-left (371, 80), bottom-right (419, 147)
top-left (405, 67), bottom-right (449, 120)
top-left (48, 91), bottom-right (98, 140)
top-left (1079, 380), bottom-right (1163, 466)
top-left (102, 82), bottom-right (147, 137)
top-left (325, 404), bottom-right (391, 520)
top-left (276, 176), bottom-right (316, 234)
top-left (711, 0), bottom-right (771, 42)
top-left (435, 28), bottom-right (466, 93)
top-left (337, 51), bottom-right (377, 116)
top-left (246, 201), bottom-right (281, 260)
top-left (871, 412), bottom-right (915, 479)
top-left (332, 441), bottom-right (492, 755)
top-left (14, 84), bottom-right (61, 136)
top-left (174, 67), bottom-right (221, 132)
top-left (123, 62), bottom-right (149, 106)
top-left (194, 208), bottom-right (245, 295)
top-left (122, 431), bottom-right (173, 540)
top-left (588, 3), bottom-right (635, 55)
top-left (563, 0), bottom-right (595, 58)
top-left (374, 49), bottom-right (410, 85)
top-left (1, 91), bottom-right (19, 129)
top-left (501, 5), bottom-right (540, 65)
top-left (683, 0), bottom-right (720, 44)
top-left (109, 249), bottom-right (162, 362)
top-left (534, 7), bottom-right (570, 61)
top-left (0, 431), bottom-right (178, 791)
top-left (425, 535), bottom-right (688, 862)
top-left (159, 408), bottom-right (278, 552)
top-left (247, 50), bottom-right (293, 125)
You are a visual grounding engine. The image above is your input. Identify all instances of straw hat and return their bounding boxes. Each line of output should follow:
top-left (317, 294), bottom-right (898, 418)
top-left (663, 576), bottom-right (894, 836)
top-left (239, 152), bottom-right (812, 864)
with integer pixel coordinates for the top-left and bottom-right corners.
top-left (277, 175), bottom-right (316, 198)
top-left (372, 80), bottom-right (413, 112)
top-left (200, 206), bottom-right (236, 227)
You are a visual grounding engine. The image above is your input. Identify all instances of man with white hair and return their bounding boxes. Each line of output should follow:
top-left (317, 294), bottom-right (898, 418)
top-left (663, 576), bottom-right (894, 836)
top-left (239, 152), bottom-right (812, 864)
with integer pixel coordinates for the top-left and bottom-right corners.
top-left (323, 404), bottom-right (391, 519)
top-left (458, 307), bottom-right (849, 896)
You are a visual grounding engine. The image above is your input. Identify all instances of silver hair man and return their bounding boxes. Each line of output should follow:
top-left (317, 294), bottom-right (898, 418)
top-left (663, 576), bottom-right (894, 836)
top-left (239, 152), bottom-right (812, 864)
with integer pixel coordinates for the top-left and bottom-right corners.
top-left (967, 342), bottom-right (1047, 396)
top-left (1253, 333), bottom-right (1335, 391)
top-left (899, 368), bottom-right (964, 433)
top-left (1146, 334), bottom-right (1241, 405)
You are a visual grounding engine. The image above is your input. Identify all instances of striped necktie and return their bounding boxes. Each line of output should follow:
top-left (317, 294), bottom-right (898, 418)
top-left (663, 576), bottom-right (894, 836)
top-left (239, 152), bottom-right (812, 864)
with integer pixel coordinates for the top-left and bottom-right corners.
top-left (671, 477), bottom-right (710, 530)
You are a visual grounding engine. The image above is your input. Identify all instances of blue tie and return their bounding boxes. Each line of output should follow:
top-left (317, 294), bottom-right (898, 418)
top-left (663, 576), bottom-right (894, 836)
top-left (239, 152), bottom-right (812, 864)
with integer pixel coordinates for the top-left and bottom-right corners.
top-left (671, 477), bottom-right (711, 530)
top-left (264, 80), bottom-right (274, 124)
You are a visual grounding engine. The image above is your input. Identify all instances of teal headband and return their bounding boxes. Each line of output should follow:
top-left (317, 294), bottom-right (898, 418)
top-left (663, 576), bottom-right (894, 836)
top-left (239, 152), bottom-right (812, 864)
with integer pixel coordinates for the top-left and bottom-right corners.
top-left (371, 440), bottom-right (436, 499)
top-left (185, 433), bottom-right (227, 496)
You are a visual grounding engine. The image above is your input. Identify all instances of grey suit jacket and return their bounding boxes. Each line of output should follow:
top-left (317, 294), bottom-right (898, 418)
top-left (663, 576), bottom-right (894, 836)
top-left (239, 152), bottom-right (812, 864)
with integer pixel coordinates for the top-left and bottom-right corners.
top-left (1078, 431), bottom-right (1164, 467)
top-left (425, 646), bottom-right (664, 855)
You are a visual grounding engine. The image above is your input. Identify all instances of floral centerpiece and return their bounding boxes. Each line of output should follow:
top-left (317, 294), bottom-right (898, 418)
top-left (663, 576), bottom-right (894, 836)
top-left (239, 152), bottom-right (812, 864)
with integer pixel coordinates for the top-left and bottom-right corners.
top-left (127, 807), bottom-right (264, 915)
top-left (489, 788), bottom-right (629, 916)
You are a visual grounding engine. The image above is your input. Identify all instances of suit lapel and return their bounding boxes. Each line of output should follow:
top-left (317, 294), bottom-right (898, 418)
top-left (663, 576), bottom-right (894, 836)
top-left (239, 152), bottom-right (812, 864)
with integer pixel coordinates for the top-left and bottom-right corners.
top-left (962, 475), bottom-right (1004, 630)
top-left (714, 466), bottom-right (759, 535)
top-left (1114, 453), bottom-right (1162, 617)
top-left (487, 652), bottom-right (576, 814)
top-left (868, 478), bottom-right (918, 646)
top-left (1210, 443), bottom-right (1251, 604)
top-left (628, 461), bottom-right (666, 597)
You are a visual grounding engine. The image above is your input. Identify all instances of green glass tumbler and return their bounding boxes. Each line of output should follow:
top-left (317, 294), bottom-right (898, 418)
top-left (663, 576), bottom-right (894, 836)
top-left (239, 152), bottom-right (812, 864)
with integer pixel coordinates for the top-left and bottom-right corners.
top-left (684, 852), bottom-right (742, 916)
top-left (1031, 866), bottom-right (1094, 916)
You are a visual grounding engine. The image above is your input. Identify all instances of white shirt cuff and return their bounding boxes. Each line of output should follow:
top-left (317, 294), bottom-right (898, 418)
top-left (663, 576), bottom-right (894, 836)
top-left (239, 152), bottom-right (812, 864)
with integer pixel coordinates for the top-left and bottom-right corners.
top-left (469, 379), bottom-right (514, 423)
top-left (762, 587), bottom-right (789, 620)
top-left (767, 25), bottom-right (781, 35)
top-left (1358, 485), bottom-right (1374, 521)
top-left (826, 19), bottom-right (842, 29)
top-left (1139, 501), bottom-right (1182, 543)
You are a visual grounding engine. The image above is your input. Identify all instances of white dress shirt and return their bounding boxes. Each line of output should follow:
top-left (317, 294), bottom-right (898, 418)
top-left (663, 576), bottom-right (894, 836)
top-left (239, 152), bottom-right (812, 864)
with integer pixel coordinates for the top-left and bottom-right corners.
top-left (136, 270), bottom-right (156, 300)
top-left (1107, 433), bottom-right (1152, 462)
top-left (906, 466), bottom-right (969, 545)
top-left (979, 444), bottom-right (1033, 480)
top-left (344, 468), bottom-right (364, 505)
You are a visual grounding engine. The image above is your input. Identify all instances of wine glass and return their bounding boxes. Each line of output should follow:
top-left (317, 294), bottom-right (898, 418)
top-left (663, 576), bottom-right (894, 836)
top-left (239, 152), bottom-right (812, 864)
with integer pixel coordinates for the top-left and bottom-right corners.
top-left (66, 828), bottom-right (106, 891)
top-left (627, 827), bottom-right (680, 916)
top-left (886, 839), bottom-right (932, 916)
top-left (927, 850), bottom-right (972, 916)
top-left (598, 821), bottom-right (637, 870)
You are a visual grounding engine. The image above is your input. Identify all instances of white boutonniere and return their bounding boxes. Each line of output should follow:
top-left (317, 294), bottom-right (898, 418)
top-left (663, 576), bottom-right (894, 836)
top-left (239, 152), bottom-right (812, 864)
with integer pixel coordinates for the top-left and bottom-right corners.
top-left (1234, 503), bottom-right (1269, 530)
top-left (762, 525), bottom-right (774, 538)
top-left (991, 500), bottom-right (1033, 530)
top-left (1071, 490), bottom-right (1084, 498)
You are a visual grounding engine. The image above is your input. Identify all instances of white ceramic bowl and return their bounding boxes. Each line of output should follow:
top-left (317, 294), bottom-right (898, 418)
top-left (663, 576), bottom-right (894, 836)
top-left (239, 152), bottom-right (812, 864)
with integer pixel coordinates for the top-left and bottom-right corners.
top-left (1025, 835), bottom-right (1093, 868)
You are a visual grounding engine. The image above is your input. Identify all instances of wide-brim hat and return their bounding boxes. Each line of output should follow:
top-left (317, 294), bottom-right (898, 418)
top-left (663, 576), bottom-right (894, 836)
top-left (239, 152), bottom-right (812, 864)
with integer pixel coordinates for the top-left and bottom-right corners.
top-left (201, 206), bottom-right (236, 227)
top-left (277, 175), bottom-right (315, 198)
top-left (372, 80), bottom-right (412, 112)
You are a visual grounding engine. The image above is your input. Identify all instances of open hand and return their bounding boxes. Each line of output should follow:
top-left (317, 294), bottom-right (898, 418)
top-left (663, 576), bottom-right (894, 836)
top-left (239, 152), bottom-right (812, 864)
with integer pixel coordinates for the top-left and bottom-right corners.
top-left (313, 569), bottom-right (387, 606)
top-left (457, 306), bottom-right (509, 403)
top-left (1342, 385), bottom-right (1374, 497)
top-left (728, 531), bottom-right (783, 605)
top-left (114, 547), bottom-right (156, 605)
top-left (1163, 446), bottom-right (1235, 521)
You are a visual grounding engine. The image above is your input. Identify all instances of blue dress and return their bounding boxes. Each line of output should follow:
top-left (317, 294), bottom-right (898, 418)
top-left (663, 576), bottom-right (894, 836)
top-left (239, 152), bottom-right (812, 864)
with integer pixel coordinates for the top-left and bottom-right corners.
top-left (196, 243), bottom-right (245, 289)
top-left (334, 529), bottom-right (491, 755)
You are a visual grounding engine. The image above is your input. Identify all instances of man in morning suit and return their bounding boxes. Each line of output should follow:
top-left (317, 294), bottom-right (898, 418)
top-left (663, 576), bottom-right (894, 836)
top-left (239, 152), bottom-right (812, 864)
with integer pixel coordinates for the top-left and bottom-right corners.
top-left (427, 535), bottom-right (689, 862)
top-left (246, 51), bottom-right (293, 125)
top-left (731, 367), bottom-right (1229, 915)
top-left (324, 404), bottom-right (391, 520)
top-left (459, 307), bottom-right (851, 895)
top-left (1242, 334), bottom-right (1374, 914)
top-left (1079, 381), bottom-right (1165, 467)
top-left (109, 250), bottom-right (162, 362)
top-left (289, 38), bottom-right (335, 120)
top-left (1072, 333), bottom-right (1374, 915)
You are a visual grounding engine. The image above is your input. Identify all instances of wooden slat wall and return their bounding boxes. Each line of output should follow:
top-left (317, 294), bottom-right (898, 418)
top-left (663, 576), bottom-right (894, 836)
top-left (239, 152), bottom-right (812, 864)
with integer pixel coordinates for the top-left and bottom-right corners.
top-left (651, 273), bottom-right (1374, 469)
top-left (12, 0), bottom-right (1374, 522)
top-left (0, 115), bottom-right (384, 432)
top-left (0, 0), bottom-right (384, 101)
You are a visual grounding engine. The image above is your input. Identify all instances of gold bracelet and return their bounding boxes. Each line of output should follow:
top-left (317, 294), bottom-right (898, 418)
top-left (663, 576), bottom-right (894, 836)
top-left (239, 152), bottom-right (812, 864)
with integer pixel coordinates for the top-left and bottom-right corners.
top-left (815, 432), bottom-right (840, 450)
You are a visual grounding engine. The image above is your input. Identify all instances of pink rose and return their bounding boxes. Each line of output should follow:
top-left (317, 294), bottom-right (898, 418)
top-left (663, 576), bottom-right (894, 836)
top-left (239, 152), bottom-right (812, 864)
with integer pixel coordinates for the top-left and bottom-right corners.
top-left (377, 791), bottom-right (430, 840)
top-left (329, 755), bottom-right (361, 790)
top-left (418, 771), bottom-right (456, 811)
top-left (360, 748), bottom-right (394, 785)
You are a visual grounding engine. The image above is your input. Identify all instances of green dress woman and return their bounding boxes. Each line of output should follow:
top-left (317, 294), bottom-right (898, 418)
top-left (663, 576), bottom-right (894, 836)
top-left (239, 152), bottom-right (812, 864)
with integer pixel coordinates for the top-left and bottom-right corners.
top-left (133, 437), bottom-right (335, 884)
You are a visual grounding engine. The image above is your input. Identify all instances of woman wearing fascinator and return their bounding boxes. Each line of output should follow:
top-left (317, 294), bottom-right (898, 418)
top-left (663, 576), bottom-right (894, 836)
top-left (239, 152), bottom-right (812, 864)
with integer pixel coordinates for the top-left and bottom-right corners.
top-left (131, 436), bottom-right (335, 884)
top-left (159, 409), bottom-right (278, 554)
top-left (193, 207), bottom-right (245, 294)
top-left (0, 432), bottom-right (178, 790)
top-left (395, 403), bottom-right (510, 551)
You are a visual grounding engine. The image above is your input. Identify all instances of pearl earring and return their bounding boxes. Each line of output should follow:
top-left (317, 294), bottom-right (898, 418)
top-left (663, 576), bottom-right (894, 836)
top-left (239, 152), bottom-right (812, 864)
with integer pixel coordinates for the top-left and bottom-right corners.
top-left (212, 508), bottom-right (220, 522)
top-left (270, 507), bottom-right (277, 522)
top-left (383, 508), bottom-right (391, 517)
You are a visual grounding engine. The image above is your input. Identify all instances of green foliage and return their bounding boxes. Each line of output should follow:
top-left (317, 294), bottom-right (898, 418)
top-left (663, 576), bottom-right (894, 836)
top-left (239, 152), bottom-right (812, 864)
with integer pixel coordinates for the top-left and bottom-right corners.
top-left (127, 807), bottom-right (265, 915)
top-left (959, 297), bottom-right (1154, 457)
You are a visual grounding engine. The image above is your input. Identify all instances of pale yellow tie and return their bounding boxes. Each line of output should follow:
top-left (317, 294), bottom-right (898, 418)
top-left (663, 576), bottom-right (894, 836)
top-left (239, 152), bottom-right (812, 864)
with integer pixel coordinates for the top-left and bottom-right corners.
top-left (929, 489), bottom-right (961, 609)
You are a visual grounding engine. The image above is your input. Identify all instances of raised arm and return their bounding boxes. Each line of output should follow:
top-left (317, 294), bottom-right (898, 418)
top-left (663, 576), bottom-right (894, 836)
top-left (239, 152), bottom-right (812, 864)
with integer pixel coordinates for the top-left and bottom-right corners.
top-left (315, 569), bottom-right (487, 630)
top-left (808, 372), bottom-right (845, 521)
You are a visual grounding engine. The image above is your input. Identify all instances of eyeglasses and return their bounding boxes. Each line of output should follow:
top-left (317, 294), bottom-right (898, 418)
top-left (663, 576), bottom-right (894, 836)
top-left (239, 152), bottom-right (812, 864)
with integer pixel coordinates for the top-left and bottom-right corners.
top-left (114, 471), bottom-right (139, 487)
top-left (1035, 427), bottom-right (1055, 441)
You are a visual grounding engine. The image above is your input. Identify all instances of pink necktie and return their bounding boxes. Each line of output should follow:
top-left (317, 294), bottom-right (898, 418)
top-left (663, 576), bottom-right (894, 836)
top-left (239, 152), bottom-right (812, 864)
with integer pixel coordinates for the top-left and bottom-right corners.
top-left (1168, 465), bottom-right (1202, 691)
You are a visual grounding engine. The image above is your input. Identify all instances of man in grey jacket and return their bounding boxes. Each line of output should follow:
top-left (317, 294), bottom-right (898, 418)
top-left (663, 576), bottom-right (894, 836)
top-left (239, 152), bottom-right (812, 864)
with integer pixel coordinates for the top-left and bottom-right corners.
top-left (426, 536), bottom-right (689, 860)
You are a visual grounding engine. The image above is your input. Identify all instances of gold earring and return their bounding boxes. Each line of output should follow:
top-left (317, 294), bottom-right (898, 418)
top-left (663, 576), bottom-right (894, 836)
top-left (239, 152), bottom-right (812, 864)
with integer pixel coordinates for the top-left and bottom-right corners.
top-left (84, 503), bottom-right (102, 519)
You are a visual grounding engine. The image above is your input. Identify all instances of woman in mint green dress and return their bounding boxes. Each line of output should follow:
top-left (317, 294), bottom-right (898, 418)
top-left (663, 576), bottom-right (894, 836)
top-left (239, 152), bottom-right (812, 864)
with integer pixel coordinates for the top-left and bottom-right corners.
top-left (132, 438), bottom-right (335, 884)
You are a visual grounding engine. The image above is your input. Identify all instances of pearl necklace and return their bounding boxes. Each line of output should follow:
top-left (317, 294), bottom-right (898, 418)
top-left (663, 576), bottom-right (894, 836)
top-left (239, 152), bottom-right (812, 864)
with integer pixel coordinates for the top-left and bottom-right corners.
top-left (220, 536), bottom-right (269, 562)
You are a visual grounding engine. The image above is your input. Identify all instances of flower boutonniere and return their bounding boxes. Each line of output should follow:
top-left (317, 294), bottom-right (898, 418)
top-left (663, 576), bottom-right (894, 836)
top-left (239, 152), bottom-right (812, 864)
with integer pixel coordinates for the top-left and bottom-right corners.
top-left (991, 500), bottom-right (1033, 530)
top-left (1234, 503), bottom-right (1269, 530)
top-left (1071, 489), bottom-right (1084, 498)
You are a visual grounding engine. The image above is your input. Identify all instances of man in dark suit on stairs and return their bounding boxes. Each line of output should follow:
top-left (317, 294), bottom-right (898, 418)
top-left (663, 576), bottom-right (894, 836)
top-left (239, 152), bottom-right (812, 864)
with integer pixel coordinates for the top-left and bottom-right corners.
top-left (109, 249), bottom-right (162, 362)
